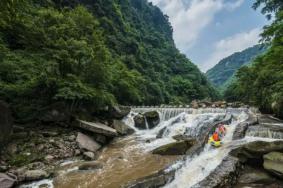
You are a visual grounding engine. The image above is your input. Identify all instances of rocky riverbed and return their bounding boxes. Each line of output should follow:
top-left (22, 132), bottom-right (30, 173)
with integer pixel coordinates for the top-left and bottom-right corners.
top-left (1, 104), bottom-right (283, 188)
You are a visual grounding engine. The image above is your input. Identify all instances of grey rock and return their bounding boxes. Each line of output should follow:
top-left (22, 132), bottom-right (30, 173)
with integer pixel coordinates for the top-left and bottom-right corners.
top-left (238, 167), bottom-right (274, 184)
top-left (230, 140), bottom-right (283, 162)
top-left (0, 173), bottom-right (16, 188)
top-left (263, 152), bottom-right (283, 179)
top-left (134, 114), bottom-right (146, 130)
top-left (192, 156), bottom-right (241, 188)
top-left (83, 152), bottom-right (96, 160)
top-left (76, 120), bottom-right (117, 137)
top-left (152, 140), bottom-right (195, 155)
top-left (44, 155), bottom-right (54, 162)
top-left (76, 132), bottom-right (101, 152)
top-left (24, 170), bottom-right (48, 181)
top-left (144, 111), bottom-right (160, 129)
top-left (78, 161), bottom-right (103, 171)
top-left (124, 168), bottom-right (176, 188)
top-left (113, 120), bottom-right (135, 135)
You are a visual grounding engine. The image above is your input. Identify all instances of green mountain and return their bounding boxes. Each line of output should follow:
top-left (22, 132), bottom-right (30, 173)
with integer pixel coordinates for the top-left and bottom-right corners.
top-left (224, 0), bottom-right (283, 118)
top-left (0, 0), bottom-right (217, 121)
top-left (206, 44), bottom-right (267, 90)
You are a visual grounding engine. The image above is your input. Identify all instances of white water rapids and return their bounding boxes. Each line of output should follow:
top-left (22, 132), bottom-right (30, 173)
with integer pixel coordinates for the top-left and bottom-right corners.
top-left (19, 107), bottom-right (281, 188)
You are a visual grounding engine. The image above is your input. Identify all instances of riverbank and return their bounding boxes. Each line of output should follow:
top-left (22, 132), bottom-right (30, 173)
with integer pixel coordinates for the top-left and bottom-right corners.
top-left (1, 106), bottom-right (283, 188)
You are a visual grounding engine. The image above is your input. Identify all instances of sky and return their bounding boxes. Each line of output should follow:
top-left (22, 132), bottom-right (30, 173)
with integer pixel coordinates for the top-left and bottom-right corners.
top-left (148, 0), bottom-right (269, 72)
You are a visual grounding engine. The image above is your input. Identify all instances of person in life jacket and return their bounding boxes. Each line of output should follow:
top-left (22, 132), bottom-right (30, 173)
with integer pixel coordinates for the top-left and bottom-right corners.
top-left (218, 124), bottom-right (226, 137)
top-left (212, 132), bottom-right (220, 141)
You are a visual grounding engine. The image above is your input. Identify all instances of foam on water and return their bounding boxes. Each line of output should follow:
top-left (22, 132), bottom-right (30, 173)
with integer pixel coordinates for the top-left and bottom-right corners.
top-left (19, 179), bottom-right (53, 188)
top-left (165, 112), bottom-right (248, 188)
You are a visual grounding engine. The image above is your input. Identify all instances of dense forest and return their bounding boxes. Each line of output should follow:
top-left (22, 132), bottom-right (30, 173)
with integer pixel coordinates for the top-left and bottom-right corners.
top-left (206, 44), bottom-right (267, 91)
top-left (0, 0), bottom-right (218, 121)
top-left (224, 0), bottom-right (283, 118)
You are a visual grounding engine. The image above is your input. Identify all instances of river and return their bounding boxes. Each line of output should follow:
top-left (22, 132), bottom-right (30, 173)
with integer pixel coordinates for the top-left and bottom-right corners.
top-left (19, 107), bottom-right (280, 188)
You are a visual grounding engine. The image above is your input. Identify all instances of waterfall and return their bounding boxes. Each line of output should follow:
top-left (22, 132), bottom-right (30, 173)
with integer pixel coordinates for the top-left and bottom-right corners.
top-left (132, 107), bottom-right (227, 121)
top-left (164, 111), bottom-right (249, 188)
top-left (246, 125), bottom-right (283, 139)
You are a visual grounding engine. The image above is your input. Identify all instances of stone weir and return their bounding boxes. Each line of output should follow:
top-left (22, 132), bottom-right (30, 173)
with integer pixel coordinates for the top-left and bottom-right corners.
top-left (123, 112), bottom-right (234, 188)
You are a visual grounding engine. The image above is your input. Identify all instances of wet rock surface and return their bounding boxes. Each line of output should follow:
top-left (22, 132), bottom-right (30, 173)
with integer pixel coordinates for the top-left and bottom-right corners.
top-left (77, 161), bottom-right (103, 171)
top-left (0, 173), bottom-right (16, 188)
top-left (113, 120), bottom-right (135, 135)
top-left (0, 124), bottom-right (106, 186)
top-left (234, 166), bottom-right (283, 188)
top-left (143, 111), bottom-right (160, 129)
top-left (75, 120), bottom-right (118, 137)
top-left (152, 140), bottom-right (195, 155)
top-left (192, 156), bottom-right (241, 188)
top-left (263, 152), bottom-right (283, 179)
top-left (238, 166), bottom-right (275, 184)
top-left (124, 168), bottom-right (176, 188)
top-left (134, 114), bottom-right (146, 130)
top-left (76, 132), bottom-right (101, 153)
top-left (230, 140), bottom-right (283, 162)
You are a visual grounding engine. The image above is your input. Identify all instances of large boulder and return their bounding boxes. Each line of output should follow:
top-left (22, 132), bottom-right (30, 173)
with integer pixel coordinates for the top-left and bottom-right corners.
top-left (0, 101), bottom-right (13, 147)
top-left (144, 111), bottom-right (160, 129)
top-left (76, 132), bottom-right (101, 153)
top-left (0, 173), bottom-right (16, 188)
top-left (134, 114), bottom-right (146, 130)
top-left (76, 120), bottom-right (118, 137)
top-left (109, 106), bottom-right (131, 119)
top-left (124, 168), bottom-right (176, 188)
top-left (230, 141), bottom-right (283, 163)
top-left (113, 120), bottom-right (135, 135)
top-left (263, 152), bottom-right (283, 179)
top-left (23, 170), bottom-right (48, 181)
top-left (152, 140), bottom-right (195, 155)
top-left (238, 167), bottom-right (275, 184)
top-left (192, 156), bottom-right (241, 188)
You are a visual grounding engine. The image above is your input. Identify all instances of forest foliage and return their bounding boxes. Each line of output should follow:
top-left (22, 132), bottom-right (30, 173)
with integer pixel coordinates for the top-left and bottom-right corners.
top-left (224, 0), bottom-right (283, 118)
top-left (0, 0), bottom-right (218, 121)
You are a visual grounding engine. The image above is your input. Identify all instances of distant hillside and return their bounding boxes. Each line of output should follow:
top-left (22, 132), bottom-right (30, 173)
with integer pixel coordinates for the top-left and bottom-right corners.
top-left (206, 44), bottom-right (267, 90)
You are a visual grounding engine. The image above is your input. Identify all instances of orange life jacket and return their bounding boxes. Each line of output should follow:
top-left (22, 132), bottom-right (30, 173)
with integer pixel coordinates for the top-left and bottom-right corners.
top-left (213, 132), bottom-right (220, 141)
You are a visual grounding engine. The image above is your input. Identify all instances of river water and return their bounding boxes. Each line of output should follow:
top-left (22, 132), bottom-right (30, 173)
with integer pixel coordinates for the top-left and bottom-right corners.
top-left (20, 107), bottom-right (280, 188)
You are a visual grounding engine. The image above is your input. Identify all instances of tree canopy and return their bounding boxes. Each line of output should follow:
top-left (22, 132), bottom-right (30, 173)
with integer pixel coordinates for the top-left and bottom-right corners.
top-left (224, 0), bottom-right (283, 118)
top-left (0, 0), bottom-right (218, 121)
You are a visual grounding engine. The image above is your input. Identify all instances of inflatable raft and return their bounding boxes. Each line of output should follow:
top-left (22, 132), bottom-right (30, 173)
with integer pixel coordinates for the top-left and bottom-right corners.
top-left (208, 136), bottom-right (222, 147)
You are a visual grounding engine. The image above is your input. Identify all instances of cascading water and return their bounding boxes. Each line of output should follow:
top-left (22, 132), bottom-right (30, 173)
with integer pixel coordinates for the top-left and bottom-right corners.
top-left (165, 112), bottom-right (248, 188)
top-left (245, 123), bottom-right (283, 139)
top-left (20, 107), bottom-right (267, 188)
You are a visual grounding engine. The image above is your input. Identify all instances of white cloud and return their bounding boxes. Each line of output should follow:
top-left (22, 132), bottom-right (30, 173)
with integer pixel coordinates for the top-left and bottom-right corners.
top-left (201, 28), bottom-right (262, 72)
top-left (148, 0), bottom-right (245, 52)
